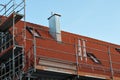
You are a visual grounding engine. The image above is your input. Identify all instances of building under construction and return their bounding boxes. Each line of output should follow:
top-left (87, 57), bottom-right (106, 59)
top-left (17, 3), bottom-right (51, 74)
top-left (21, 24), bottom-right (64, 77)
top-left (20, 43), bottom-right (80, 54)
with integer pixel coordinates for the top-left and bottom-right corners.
top-left (0, 0), bottom-right (120, 80)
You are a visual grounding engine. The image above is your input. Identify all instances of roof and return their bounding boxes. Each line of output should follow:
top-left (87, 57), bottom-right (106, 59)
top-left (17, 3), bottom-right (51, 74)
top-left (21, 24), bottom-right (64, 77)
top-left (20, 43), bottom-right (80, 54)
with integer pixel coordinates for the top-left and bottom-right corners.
top-left (1, 19), bottom-right (120, 79)
top-left (19, 21), bottom-right (120, 78)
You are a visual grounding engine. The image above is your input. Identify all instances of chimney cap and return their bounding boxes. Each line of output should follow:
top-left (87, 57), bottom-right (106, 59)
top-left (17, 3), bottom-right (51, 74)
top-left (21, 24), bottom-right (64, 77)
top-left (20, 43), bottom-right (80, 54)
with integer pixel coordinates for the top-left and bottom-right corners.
top-left (48, 13), bottom-right (61, 20)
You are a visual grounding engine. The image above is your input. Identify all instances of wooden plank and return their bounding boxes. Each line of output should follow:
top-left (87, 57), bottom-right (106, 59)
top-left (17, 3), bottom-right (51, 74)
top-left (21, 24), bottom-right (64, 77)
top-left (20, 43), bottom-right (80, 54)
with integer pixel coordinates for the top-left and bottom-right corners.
top-left (0, 12), bottom-right (23, 32)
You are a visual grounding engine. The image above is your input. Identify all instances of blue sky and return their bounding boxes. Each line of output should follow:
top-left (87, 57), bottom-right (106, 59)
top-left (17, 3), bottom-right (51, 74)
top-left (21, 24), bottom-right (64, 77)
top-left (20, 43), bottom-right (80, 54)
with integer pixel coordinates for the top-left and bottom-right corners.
top-left (1, 0), bottom-right (120, 44)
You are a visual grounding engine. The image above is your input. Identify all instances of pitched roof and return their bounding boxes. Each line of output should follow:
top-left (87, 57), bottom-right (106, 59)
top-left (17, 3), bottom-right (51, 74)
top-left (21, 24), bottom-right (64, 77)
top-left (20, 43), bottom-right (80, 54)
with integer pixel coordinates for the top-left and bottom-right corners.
top-left (1, 19), bottom-right (120, 79)
top-left (17, 21), bottom-right (120, 78)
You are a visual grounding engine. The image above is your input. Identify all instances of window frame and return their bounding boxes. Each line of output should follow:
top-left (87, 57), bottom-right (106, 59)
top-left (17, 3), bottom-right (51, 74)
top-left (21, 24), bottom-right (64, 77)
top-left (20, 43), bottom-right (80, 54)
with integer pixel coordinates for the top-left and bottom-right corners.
top-left (26, 26), bottom-right (41, 38)
top-left (87, 52), bottom-right (102, 64)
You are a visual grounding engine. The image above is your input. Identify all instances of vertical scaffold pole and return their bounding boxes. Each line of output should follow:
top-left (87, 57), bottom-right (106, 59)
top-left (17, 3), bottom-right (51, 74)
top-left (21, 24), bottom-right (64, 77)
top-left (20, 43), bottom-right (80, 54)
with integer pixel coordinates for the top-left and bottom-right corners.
top-left (33, 27), bottom-right (37, 72)
top-left (75, 38), bottom-right (79, 78)
top-left (23, 0), bottom-right (26, 77)
top-left (108, 46), bottom-right (114, 80)
top-left (23, 0), bottom-right (26, 48)
top-left (12, 0), bottom-right (15, 79)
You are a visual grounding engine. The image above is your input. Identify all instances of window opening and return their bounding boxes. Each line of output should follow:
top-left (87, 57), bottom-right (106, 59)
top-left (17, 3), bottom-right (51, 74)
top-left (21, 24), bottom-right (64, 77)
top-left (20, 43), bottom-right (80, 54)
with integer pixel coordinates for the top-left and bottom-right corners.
top-left (115, 48), bottom-right (120, 53)
top-left (87, 52), bottom-right (101, 64)
top-left (26, 26), bottom-right (41, 38)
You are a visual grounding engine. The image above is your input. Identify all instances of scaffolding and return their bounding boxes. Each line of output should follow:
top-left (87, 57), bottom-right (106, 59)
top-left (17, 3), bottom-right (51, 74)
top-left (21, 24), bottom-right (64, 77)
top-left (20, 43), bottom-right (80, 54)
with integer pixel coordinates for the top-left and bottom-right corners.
top-left (24, 26), bottom-right (120, 80)
top-left (0, 0), bottom-right (25, 80)
top-left (0, 0), bottom-right (120, 80)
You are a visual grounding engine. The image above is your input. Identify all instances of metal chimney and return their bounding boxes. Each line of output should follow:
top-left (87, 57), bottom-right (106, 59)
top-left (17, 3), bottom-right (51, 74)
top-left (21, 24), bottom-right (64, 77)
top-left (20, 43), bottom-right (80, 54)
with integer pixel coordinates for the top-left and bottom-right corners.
top-left (48, 13), bottom-right (62, 42)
